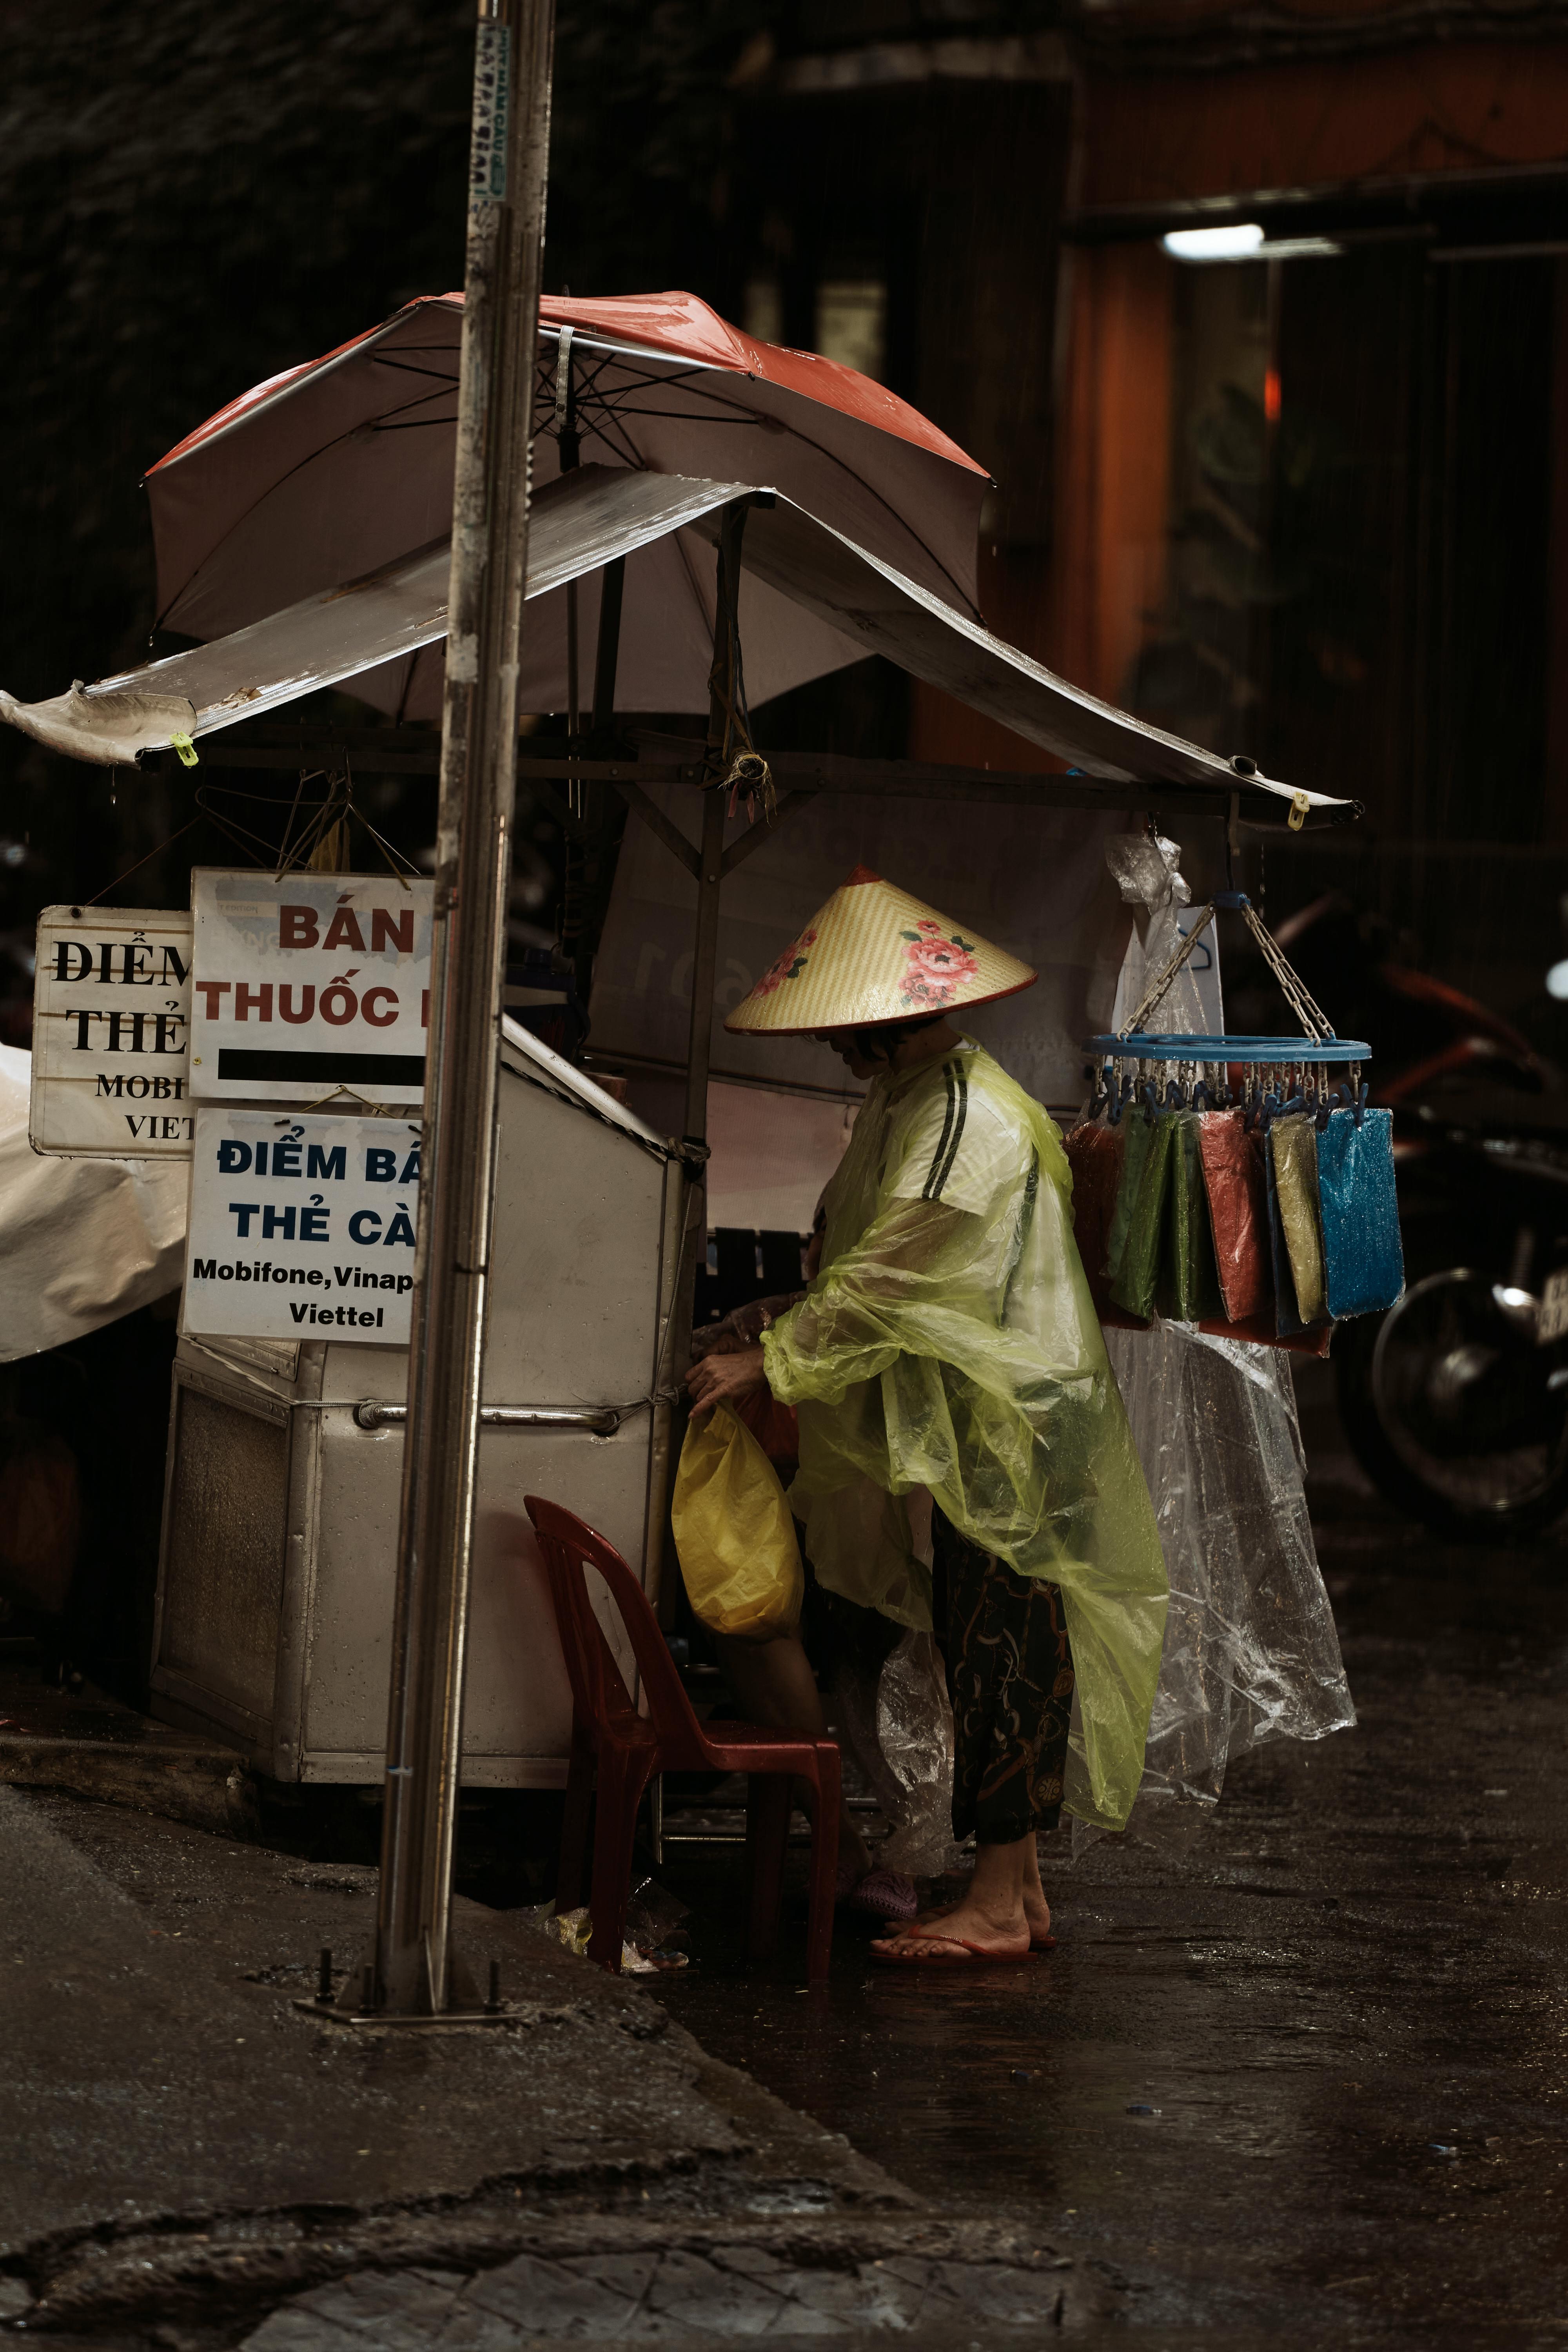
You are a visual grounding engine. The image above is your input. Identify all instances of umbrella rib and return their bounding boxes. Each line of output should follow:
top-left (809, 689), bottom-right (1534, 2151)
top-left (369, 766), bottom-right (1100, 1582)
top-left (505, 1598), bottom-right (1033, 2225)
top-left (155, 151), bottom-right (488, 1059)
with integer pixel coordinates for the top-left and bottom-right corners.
top-left (534, 350), bottom-right (985, 618)
top-left (365, 357), bottom-right (463, 387)
top-left (152, 385), bottom-right (469, 629)
top-left (547, 393), bottom-right (647, 474)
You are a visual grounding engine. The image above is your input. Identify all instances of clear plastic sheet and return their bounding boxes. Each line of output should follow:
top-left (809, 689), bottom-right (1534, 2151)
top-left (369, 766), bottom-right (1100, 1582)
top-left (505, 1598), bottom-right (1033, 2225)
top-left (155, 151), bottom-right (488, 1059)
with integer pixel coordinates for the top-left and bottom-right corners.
top-left (1103, 1321), bottom-right (1354, 1802)
top-left (1104, 832), bottom-right (1212, 1037)
top-left (830, 1631), bottom-right (966, 1878)
top-left (877, 1632), bottom-right (967, 1876)
top-left (1093, 832), bottom-right (1355, 1807)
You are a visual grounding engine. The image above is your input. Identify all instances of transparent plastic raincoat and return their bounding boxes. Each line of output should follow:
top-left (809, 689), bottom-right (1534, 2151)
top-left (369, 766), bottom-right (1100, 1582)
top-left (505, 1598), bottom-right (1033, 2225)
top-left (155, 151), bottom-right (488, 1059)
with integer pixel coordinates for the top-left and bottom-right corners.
top-left (761, 1040), bottom-right (1169, 1831)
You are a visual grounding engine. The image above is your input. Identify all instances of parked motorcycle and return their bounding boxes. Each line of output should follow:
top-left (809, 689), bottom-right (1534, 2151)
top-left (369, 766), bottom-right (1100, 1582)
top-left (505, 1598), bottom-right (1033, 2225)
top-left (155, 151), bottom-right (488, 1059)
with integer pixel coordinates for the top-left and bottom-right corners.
top-left (1333, 1085), bottom-right (1568, 1537)
top-left (1228, 891), bottom-right (1568, 1538)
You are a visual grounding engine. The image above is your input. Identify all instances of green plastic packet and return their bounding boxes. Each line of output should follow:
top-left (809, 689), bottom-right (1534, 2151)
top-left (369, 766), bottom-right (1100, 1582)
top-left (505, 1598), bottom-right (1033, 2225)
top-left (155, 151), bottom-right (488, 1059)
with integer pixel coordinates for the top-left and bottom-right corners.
top-left (1160, 1112), bottom-right (1224, 1322)
top-left (1109, 1112), bottom-right (1176, 1320)
top-left (1104, 1106), bottom-right (1152, 1287)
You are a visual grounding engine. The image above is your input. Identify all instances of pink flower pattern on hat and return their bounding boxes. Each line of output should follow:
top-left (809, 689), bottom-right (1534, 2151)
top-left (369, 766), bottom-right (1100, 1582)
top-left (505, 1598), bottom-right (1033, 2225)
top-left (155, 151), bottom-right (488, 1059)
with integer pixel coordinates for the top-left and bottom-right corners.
top-left (752, 925), bottom-right (817, 998)
top-left (899, 918), bottom-right (980, 1008)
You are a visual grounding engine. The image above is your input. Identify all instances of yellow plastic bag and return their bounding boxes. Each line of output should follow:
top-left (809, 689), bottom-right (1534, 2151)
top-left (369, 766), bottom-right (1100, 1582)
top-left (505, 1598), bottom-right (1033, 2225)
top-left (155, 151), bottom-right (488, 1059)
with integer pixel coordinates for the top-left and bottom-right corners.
top-left (672, 1403), bottom-right (804, 1642)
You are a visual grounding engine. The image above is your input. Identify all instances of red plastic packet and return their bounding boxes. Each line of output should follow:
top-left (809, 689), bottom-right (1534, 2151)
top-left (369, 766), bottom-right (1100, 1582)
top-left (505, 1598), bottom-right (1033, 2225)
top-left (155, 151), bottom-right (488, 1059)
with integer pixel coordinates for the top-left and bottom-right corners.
top-left (1196, 1108), bottom-right (1272, 1324)
top-left (1063, 1120), bottom-right (1147, 1326)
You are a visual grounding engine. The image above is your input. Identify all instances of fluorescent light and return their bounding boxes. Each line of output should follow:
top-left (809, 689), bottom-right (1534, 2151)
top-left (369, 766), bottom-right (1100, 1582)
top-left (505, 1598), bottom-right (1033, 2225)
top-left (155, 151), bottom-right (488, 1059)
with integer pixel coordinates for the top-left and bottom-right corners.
top-left (1258, 237), bottom-right (1343, 260)
top-left (1162, 223), bottom-right (1266, 263)
top-left (1547, 960), bottom-right (1568, 1001)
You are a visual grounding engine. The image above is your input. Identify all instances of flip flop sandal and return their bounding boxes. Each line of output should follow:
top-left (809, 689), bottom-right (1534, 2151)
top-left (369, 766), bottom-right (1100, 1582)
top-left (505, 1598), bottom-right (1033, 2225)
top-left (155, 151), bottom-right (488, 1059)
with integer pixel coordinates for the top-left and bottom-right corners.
top-left (870, 1931), bottom-right (1036, 1968)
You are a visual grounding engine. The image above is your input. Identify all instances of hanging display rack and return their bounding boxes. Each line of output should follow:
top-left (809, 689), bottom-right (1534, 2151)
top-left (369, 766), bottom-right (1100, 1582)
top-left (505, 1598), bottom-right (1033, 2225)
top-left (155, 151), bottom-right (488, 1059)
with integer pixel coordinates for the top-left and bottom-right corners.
top-left (1083, 889), bottom-right (1372, 1127)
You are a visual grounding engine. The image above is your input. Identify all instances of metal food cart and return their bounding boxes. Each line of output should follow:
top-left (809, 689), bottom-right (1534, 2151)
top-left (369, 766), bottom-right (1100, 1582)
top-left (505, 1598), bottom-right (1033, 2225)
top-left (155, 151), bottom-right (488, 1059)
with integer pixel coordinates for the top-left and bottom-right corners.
top-left (151, 1018), bottom-right (696, 1784)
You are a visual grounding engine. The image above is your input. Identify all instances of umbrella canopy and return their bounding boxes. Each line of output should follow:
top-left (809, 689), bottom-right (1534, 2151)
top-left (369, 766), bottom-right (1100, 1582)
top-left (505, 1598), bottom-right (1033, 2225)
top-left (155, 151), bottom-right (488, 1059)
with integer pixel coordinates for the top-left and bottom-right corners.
top-left (144, 290), bottom-right (991, 722)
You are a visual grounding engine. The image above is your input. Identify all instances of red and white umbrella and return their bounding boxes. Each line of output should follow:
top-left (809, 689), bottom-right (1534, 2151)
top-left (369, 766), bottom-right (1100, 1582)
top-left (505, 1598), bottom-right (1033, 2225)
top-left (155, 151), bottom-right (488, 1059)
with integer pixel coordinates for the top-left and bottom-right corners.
top-left (144, 290), bottom-right (991, 721)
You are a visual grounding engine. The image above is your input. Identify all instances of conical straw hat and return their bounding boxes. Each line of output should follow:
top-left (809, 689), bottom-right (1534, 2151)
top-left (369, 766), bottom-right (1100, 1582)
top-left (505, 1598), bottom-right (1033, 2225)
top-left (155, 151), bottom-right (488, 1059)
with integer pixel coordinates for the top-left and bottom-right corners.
top-left (725, 866), bottom-right (1036, 1036)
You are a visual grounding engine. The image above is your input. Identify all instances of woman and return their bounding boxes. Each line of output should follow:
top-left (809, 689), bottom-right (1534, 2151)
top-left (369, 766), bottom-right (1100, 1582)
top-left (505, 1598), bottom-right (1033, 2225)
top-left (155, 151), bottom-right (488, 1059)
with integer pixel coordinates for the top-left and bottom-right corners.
top-left (686, 866), bottom-right (1167, 1965)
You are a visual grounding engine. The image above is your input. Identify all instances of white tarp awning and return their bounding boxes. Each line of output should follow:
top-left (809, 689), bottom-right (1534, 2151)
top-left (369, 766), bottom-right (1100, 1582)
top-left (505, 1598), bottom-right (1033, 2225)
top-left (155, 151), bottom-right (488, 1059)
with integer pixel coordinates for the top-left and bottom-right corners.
top-left (0, 464), bottom-right (1349, 816)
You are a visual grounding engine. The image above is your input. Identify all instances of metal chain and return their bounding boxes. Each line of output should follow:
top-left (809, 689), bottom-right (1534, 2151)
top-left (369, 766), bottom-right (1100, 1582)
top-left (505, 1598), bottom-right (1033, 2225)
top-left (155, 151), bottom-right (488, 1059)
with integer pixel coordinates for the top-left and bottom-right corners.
top-left (1117, 897), bottom-right (1336, 1046)
top-left (1116, 904), bottom-right (1215, 1039)
top-left (1240, 903), bottom-right (1336, 1041)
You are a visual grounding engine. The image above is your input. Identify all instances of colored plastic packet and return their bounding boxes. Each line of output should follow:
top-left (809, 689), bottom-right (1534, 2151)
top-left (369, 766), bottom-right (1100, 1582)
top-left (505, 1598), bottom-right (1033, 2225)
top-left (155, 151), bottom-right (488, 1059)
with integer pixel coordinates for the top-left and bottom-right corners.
top-left (1263, 1125), bottom-right (1306, 1336)
top-left (1062, 1118), bottom-right (1124, 1317)
top-left (1105, 1106), bottom-right (1152, 1287)
top-left (1110, 1112), bottom-right (1177, 1321)
top-left (1161, 1113), bottom-right (1224, 1322)
top-left (1316, 1106), bottom-right (1405, 1318)
top-left (1196, 1107), bottom-right (1272, 1323)
top-left (1270, 1114), bottom-right (1327, 1326)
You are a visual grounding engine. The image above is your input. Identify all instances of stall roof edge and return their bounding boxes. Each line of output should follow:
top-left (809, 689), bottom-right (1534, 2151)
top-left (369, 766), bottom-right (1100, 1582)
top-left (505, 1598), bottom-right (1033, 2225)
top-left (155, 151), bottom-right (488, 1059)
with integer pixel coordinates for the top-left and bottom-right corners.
top-left (0, 467), bottom-right (1352, 817)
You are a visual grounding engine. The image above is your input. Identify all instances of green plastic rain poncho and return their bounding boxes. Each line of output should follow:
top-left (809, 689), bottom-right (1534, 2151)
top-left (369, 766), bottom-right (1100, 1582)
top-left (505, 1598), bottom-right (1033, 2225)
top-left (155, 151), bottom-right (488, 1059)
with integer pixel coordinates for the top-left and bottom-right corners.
top-left (761, 1039), bottom-right (1169, 1831)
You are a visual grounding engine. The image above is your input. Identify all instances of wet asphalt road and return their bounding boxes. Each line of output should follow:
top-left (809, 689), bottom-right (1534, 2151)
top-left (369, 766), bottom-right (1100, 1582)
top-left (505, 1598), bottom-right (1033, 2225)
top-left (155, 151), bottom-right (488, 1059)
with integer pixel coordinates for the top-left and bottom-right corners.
top-left (646, 1365), bottom-right (1568, 2345)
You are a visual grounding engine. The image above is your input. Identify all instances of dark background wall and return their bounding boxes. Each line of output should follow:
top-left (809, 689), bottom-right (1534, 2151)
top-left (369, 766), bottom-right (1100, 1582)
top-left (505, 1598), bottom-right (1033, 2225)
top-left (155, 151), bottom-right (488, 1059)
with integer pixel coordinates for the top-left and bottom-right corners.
top-left (0, 0), bottom-right (773, 1027)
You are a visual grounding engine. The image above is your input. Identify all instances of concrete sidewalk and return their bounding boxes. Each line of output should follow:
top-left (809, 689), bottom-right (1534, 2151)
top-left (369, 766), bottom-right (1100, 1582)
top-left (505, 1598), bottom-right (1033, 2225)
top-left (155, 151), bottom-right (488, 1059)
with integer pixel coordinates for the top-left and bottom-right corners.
top-left (0, 1785), bottom-right (1098, 2345)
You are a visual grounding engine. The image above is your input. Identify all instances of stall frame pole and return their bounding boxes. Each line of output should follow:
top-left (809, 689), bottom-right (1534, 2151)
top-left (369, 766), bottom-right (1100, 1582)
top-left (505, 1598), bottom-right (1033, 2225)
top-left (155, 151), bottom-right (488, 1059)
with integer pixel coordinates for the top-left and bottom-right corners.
top-left (370, 0), bottom-right (554, 2018)
top-left (682, 499), bottom-right (753, 1149)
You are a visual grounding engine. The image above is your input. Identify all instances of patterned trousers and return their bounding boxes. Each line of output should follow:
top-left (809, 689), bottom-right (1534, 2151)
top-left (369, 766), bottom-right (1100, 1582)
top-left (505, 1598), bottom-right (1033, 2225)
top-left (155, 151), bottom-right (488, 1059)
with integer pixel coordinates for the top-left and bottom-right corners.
top-left (932, 1508), bottom-right (1076, 1845)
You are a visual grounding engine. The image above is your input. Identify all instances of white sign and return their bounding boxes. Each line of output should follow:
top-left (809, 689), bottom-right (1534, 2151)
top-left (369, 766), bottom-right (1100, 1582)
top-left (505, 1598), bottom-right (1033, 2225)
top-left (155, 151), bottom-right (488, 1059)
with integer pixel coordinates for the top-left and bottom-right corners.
top-left (30, 906), bottom-right (193, 1156)
top-left (183, 1108), bottom-right (421, 1346)
top-left (190, 870), bottom-right (433, 1104)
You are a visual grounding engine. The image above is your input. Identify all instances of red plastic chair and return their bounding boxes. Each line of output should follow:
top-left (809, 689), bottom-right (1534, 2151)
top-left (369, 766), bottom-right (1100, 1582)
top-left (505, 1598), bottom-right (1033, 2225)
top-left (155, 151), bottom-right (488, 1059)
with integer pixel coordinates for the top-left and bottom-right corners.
top-left (522, 1495), bottom-right (840, 1984)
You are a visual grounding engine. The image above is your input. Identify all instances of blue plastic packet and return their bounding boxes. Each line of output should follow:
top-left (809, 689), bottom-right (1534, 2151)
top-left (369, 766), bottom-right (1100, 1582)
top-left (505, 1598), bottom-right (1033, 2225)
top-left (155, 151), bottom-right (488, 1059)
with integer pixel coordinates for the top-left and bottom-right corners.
top-left (1316, 1106), bottom-right (1404, 1319)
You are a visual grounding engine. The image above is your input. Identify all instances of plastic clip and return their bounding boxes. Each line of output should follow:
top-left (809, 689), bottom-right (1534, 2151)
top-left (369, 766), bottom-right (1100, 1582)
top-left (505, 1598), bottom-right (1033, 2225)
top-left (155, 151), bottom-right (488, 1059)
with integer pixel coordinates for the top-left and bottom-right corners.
top-left (1288, 789), bottom-right (1310, 832)
top-left (169, 731), bottom-right (199, 768)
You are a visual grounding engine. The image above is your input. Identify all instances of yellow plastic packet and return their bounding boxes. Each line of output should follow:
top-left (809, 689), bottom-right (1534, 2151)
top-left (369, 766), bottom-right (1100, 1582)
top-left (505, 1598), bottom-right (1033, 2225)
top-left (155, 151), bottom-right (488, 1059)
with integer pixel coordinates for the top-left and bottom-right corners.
top-left (672, 1403), bottom-right (804, 1642)
top-left (1270, 1113), bottom-right (1327, 1323)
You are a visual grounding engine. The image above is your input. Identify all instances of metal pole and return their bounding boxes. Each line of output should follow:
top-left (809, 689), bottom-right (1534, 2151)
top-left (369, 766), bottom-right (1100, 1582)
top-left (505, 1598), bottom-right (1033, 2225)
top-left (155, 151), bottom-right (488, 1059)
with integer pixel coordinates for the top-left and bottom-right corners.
top-left (682, 790), bottom-right (726, 1147)
top-left (682, 500), bottom-right (752, 1148)
top-left (371, 0), bottom-right (554, 2017)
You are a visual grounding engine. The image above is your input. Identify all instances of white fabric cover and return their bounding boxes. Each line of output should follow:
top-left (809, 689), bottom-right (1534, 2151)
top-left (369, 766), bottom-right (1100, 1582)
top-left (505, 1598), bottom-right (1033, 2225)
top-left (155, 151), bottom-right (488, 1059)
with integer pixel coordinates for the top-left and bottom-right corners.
top-left (0, 1049), bottom-right (187, 1361)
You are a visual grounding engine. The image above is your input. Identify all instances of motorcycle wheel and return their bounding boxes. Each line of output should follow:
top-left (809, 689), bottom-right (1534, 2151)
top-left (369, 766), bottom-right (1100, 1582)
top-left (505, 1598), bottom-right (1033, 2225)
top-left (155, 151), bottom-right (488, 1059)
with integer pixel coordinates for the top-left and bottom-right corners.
top-left (1334, 1270), bottom-right (1568, 1541)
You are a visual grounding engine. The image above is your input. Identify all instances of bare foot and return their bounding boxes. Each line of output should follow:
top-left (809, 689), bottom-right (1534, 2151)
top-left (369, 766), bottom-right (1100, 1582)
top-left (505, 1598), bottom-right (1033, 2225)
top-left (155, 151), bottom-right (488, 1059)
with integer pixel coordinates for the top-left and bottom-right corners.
top-left (916, 1888), bottom-right (1051, 1940)
top-left (871, 1893), bottom-right (1032, 1962)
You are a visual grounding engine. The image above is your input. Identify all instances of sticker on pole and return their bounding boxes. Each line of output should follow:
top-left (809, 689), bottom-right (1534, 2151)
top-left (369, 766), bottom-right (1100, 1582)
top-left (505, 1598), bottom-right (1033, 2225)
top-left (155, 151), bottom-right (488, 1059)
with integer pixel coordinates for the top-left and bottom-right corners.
top-left (183, 1107), bottom-right (421, 1346)
top-left (190, 870), bottom-right (432, 1104)
top-left (30, 906), bottom-right (193, 1156)
top-left (469, 20), bottom-right (511, 204)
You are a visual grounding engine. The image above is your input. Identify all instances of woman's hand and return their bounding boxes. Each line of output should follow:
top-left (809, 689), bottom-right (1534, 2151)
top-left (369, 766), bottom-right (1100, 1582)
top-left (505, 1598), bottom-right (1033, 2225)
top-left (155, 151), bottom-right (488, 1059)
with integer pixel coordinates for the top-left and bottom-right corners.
top-left (685, 1342), bottom-right (769, 1418)
top-left (690, 1293), bottom-right (805, 1360)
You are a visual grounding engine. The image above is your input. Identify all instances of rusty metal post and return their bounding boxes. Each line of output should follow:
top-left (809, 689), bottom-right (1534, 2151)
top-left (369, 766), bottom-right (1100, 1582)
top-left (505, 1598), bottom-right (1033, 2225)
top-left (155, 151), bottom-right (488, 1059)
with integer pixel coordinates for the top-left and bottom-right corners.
top-left (370, 0), bottom-right (554, 2016)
